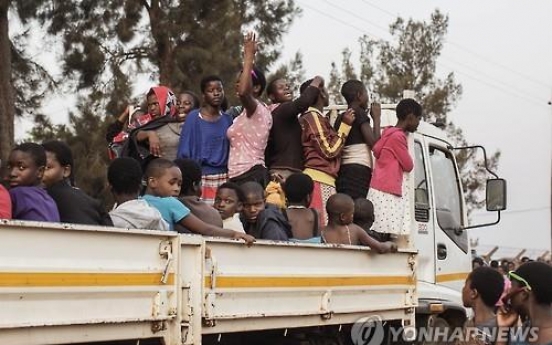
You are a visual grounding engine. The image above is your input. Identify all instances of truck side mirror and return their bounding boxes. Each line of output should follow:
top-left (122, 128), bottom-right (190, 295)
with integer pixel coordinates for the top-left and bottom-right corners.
top-left (486, 179), bottom-right (507, 212)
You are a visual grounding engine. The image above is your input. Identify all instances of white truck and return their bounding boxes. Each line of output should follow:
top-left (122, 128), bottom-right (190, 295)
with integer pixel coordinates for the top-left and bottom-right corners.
top-left (0, 104), bottom-right (506, 345)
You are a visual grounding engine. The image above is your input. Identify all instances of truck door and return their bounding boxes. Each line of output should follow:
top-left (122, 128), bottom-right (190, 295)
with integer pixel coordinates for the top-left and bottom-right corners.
top-left (413, 139), bottom-right (435, 284)
top-left (427, 142), bottom-right (471, 291)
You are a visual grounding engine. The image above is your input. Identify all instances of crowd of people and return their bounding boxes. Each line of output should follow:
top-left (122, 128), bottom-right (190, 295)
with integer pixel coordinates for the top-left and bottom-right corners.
top-left (0, 32), bottom-right (421, 253)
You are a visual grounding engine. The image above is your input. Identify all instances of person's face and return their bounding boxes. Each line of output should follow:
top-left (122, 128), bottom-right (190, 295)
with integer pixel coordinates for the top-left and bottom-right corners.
top-left (150, 167), bottom-right (182, 197)
top-left (242, 192), bottom-right (265, 223)
top-left (203, 81), bottom-right (224, 108)
top-left (358, 87), bottom-right (369, 109)
top-left (7, 150), bottom-right (44, 187)
top-left (503, 280), bottom-right (529, 314)
top-left (214, 188), bottom-right (242, 220)
top-left (507, 262), bottom-right (516, 271)
top-left (42, 152), bottom-right (71, 188)
top-left (406, 113), bottom-right (421, 133)
top-left (176, 94), bottom-right (195, 120)
top-left (269, 79), bottom-right (293, 103)
top-left (461, 277), bottom-right (474, 308)
top-left (147, 93), bottom-right (161, 118)
top-left (319, 84), bottom-right (330, 107)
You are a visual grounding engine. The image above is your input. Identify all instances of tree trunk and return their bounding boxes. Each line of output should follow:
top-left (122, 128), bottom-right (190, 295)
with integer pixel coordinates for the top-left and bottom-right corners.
top-left (0, 0), bottom-right (14, 170)
top-left (147, 0), bottom-right (173, 87)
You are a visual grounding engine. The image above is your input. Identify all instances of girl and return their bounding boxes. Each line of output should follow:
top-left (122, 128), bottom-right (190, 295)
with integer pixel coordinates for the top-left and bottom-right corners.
top-left (227, 32), bottom-right (272, 187)
top-left (367, 98), bottom-right (422, 239)
top-left (7, 143), bottom-right (59, 222)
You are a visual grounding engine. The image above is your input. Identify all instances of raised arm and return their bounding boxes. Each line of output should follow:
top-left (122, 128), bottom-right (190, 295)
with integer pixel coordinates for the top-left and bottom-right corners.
top-left (237, 32), bottom-right (258, 117)
top-left (360, 102), bottom-right (381, 149)
top-left (275, 76), bottom-right (323, 120)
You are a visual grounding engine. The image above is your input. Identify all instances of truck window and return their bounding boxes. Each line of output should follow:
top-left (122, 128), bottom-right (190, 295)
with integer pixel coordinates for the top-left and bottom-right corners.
top-left (429, 146), bottom-right (468, 252)
top-left (414, 142), bottom-right (429, 222)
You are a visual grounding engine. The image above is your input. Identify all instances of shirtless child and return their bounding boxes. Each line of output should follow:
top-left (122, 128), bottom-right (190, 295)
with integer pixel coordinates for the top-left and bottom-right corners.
top-left (321, 193), bottom-right (397, 254)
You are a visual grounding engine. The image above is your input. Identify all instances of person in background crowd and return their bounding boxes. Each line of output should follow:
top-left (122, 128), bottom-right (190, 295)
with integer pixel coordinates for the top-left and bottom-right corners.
top-left (7, 143), bottom-right (59, 222)
top-left (299, 77), bottom-right (355, 227)
top-left (368, 99), bottom-right (422, 241)
top-left (335, 80), bottom-right (381, 200)
top-left (42, 140), bottom-right (112, 226)
top-left (497, 262), bottom-right (552, 345)
top-left (177, 75), bottom-right (232, 205)
top-left (107, 157), bottom-right (169, 230)
top-left (472, 257), bottom-right (486, 270)
top-left (227, 32), bottom-right (272, 187)
top-left (460, 267), bottom-right (505, 345)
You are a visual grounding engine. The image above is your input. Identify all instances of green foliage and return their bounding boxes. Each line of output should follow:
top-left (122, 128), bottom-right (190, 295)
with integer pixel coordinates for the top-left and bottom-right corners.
top-left (328, 9), bottom-right (500, 216)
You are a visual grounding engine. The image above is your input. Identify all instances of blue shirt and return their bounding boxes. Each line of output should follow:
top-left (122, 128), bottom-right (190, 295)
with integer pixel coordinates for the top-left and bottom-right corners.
top-left (142, 195), bottom-right (190, 231)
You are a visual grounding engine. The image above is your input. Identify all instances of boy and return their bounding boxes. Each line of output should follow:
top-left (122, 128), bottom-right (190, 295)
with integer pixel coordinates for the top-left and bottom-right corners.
top-left (353, 198), bottom-right (390, 242)
top-left (143, 158), bottom-right (254, 243)
top-left (42, 140), bottom-right (113, 226)
top-left (108, 157), bottom-right (169, 230)
top-left (321, 193), bottom-right (396, 254)
top-left (214, 182), bottom-right (245, 233)
top-left (335, 80), bottom-right (381, 200)
top-left (240, 181), bottom-right (292, 241)
top-left (298, 77), bottom-right (355, 227)
top-left (174, 158), bottom-right (223, 232)
top-left (461, 267), bottom-right (505, 345)
top-left (7, 143), bottom-right (60, 222)
top-left (282, 172), bottom-right (319, 240)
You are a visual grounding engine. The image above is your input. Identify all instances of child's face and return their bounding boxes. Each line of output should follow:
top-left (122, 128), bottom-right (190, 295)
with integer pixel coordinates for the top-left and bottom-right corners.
top-left (203, 81), bottom-right (224, 108)
top-left (149, 166), bottom-right (182, 197)
top-left (214, 188), bottom-right (242, 220)
top-left (147, 93), bottom-right (161, 118)
top-left (42, 152), bottom-right (70, 188)
top-left (358, 88), bottom-right (369, 109)
top-left (269, 79), bottom-right (293, 103)
top-left (7, 150), bottom-right (44, 187)
top-left (405, 113), bottom-right (422, 133)
top-left (242, 192), bottom-right (265, 223)
top-left (177, 94), bottom-right (195, 120)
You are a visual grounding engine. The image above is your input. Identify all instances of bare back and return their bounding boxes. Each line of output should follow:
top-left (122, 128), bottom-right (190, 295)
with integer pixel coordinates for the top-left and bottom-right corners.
top-left (285, 208), bottom-right (319, 240)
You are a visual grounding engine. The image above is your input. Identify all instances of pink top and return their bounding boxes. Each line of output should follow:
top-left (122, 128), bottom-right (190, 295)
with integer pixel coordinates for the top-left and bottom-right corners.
top-left (370, 127), bottom-right (413, 196)
top-left (0, 185), bottom-right (11, 219)
top-left (227, 101), bottom-right (273, 178)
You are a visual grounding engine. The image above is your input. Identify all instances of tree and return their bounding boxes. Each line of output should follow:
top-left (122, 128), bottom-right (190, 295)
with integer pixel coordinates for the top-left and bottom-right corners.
top-left (328, 10), bottom-right (500, 215)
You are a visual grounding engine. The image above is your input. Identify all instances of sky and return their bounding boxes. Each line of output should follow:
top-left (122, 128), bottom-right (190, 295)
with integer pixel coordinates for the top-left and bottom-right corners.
top-left (277, 0), bottom-right (552, 256)
top-left (14, 0), bottom-right (552, 258)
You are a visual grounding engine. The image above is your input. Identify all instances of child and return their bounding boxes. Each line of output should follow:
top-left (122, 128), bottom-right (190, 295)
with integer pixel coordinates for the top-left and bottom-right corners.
top-left (353, 198), bottom-right (390, 242)
top-left (321, 193), bottom-right (396, 254)
top-left (214, 182), bottom-right (245, 233)
top-left (298, 77), bottom-right (355, 227)
top-left (174, 158), bottom-right (223, 231)
top-left (42, 140), bottom-right (113, 226)
top-left (335, 80), bottom-right (381, 200)
top-left (177, 75), bottom-right (232, 205)
top-left (282, 172), bottom-right (319, 240)
top-left (228, 32), bottom-right (272, 187)
top-left (7, 143), bottom-right (60, 222)
top-left (142, 158), bottom-right (254, 244)
top-left (107, 157), bottom-right (169, 230)
top-left (461, 267), bottom-right (504, 345)
top-left (240, 181), bottom-right (292, 241)
top-left (368, 98), bottom-right (422, 239)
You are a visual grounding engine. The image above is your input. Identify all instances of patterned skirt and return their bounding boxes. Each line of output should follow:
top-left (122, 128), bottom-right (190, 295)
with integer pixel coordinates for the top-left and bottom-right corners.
top-left (201, 173), bottom-right (228, 207)
top-left (310, 181), bottom-right (336, 228)
top-left (367, 172), bottom-right (411, 236)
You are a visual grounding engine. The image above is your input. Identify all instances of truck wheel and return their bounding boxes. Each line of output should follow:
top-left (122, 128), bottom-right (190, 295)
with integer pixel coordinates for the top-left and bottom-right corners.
top-left (420, 315), bottom-right (452, 345)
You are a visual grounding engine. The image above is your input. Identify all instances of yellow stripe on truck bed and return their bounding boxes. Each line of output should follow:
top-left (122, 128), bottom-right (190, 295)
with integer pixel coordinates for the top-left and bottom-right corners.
top-left (205, 275), bottom-right (415, 288)
top-left (0, 272), bottom-right (174, 287)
